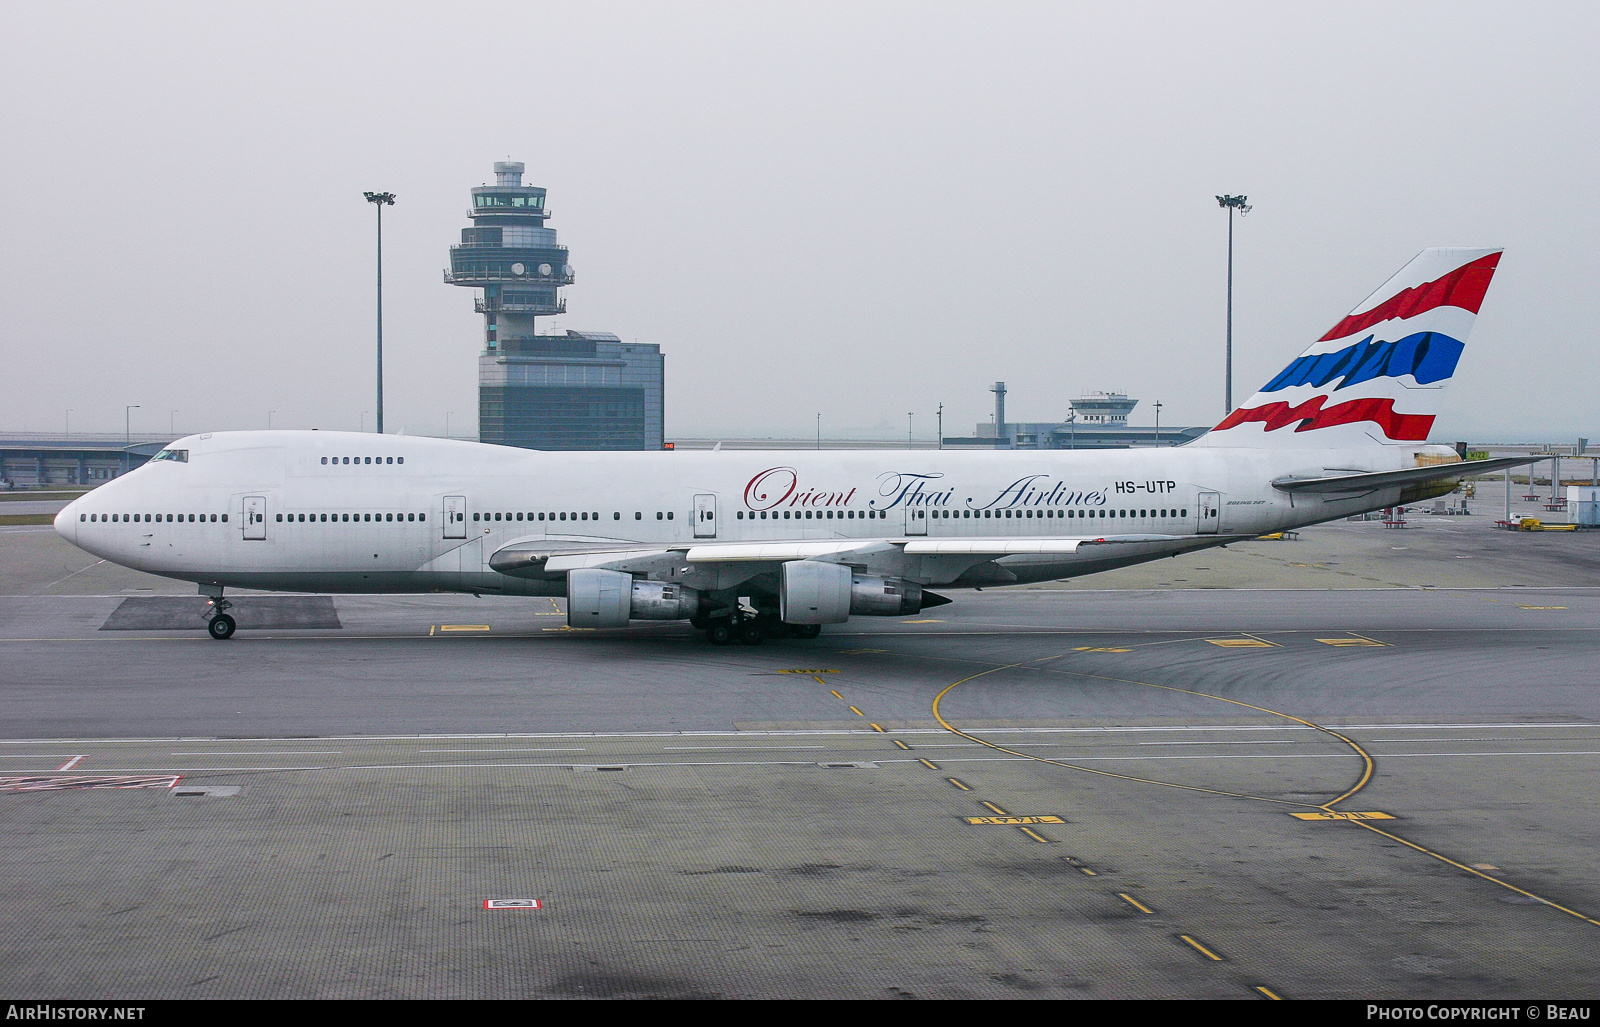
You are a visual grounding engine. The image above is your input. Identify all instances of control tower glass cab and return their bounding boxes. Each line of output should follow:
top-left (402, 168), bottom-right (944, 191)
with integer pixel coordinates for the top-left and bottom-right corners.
top-left (445, 161), bottom-right (574, 349)
top-left (445, 161), bottom-right (664, 451)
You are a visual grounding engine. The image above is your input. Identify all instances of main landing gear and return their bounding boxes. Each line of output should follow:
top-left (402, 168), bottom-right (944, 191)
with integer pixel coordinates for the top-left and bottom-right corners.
top-left (204, 590), bottom-right (236, 640)
top-left (702, 615), bottom-right (821, 645)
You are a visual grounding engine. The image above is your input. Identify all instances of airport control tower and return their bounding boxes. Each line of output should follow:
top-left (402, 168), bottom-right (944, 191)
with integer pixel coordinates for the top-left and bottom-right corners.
top-left (446, 161), bottom-right (663, 450)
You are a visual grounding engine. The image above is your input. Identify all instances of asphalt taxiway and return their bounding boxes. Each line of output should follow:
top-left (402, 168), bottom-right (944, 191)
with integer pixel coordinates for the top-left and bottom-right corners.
top-left (0, 508), bottom-right (1597, 999)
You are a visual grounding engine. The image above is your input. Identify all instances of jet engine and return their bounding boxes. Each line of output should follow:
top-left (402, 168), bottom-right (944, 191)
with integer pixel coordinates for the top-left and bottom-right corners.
top-left (779, 561), bottom-right (947, 622)
top-left (566, 568), bottom-right (702, 628)
top-left (848, 574), bottom-right (929, 616)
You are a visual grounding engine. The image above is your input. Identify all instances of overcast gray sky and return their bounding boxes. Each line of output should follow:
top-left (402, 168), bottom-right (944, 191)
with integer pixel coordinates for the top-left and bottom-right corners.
top-left (2, 1), bottom-right (1595, 443)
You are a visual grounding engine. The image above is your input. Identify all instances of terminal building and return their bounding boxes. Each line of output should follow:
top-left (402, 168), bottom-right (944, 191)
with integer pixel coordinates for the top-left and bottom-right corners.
top-left (944, 384), bottom-right (1208, 449)
top-left (0, 435), bottom-right (170, 487)
top-left (446, 161), bottom-right (663, 451)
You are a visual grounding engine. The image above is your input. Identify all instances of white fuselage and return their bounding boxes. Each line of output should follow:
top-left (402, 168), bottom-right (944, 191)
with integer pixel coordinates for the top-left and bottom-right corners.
top-left (55, 430), bottom-right (1439, 600)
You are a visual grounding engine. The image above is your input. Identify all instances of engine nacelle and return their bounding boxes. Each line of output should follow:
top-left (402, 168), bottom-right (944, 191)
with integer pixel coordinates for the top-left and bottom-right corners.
top-left (779, 560), bottom-right (852, 624)
top-left (567, 569), bottom-right (703, 628)
top-left (849, 574), bottom-right (926, 616)
top-left (567, 568), bottom-right (632, 628)
top-left (628, 580), bottom-right (702, 620)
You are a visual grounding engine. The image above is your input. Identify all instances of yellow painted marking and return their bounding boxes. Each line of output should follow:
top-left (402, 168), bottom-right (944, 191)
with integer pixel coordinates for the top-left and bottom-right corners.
top-left (946, 777), bottom-right (971, 790)
top-left (1518, 606), bottom-right (1568, 610)
top-left (964, 815), bottom-right (1064, 826)
top-left (428, 625), bottom-right (435, 636)
top-left (1075, 647), bottom-right (1131, 653)
top-left (542, 626), bottom-right (593, 632)
top-left (779, 669), bottom-right (840, 674)
top-left (1078, 866), bottom-right (1097, 876)
top-left (893, 739), bottom-right (912, 750)
top-left (1018, 827), bottom-right (1053, 843)
top-left (1352, 820), bottom-right (1600, 928)
top-left (932, 652), bottom-right (1600, 933)
top-left (1316, 637), bottom-right (1387, 646)
top-left (933, 662), bottom-right (1374, 810)
top-left (902, 619), bottom-right (944, 624)
top-left (1179, 935), bottom-right (1224, 961)
top-left (1255, 986), bottom-right (1282, 1000)
top-left (534, 612), bottom-right (564, 616)
top-left (1117, 893), bottom-right (1154, 914)
top-left (848, 706), bottom-right (864, 716)
top-left (1472, 864), bottom-right (1500, 871)
top-left (920, 759), bottom-right (940, 769)
top-left (1206, 638), bottom-right (1276, 647)
top-left (829, 690), bottom-right (844, 699)
top-left (981, 801), bottom-right (1009, 815)
top-left (868, 723), bottom-right (885, 733)
top-left (440, 625), bottom-right (490, 632)
top-left (1289, 810), bottom-right (1395, 821)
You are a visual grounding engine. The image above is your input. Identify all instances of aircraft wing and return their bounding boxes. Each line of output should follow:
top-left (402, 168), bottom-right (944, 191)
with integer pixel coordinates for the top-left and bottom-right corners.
top-left (491, 532), bottom-right (1232, 581)
top-left (1271, 456), bottom-right (1539, 495)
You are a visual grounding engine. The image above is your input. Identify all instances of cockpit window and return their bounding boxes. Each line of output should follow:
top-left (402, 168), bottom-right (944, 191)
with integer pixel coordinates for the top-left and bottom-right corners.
top-left (151, 449), bottom-right (189, 463)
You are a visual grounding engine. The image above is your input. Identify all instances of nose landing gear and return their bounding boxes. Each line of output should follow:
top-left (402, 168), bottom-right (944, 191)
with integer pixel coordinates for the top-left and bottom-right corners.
top-left (203, 591), bottom-right (236, 640)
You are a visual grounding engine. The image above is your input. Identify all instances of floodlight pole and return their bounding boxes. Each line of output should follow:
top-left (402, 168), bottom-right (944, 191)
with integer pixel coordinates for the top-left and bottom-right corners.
top-left (937, 403), bottom-right (944, 450)
top-left (1217, 195), bottom-right (1251, 415)
top-left (124, 405), bottom-right (139, 477)
top-left (364, 191), bottom-right (396, 434)
top-left (1154, 400), bottom-right (1162, 447)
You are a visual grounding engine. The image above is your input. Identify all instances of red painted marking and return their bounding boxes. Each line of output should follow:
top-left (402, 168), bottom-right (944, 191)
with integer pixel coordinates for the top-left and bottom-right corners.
top-left (55, 755), bottom-right (86, 772)
top-left (1214, 395), bottom-right (1434, 441)
top-left (1321, 252), bottom-right (1501, 341)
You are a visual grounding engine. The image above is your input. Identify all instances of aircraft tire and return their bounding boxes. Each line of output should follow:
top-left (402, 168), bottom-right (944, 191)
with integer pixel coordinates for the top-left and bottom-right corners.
top-left (787, 624), bottom-right (822, 640)
top-left (208, 614), bottom-right (236, 641)
top-left (706, 622), bottom-right (735, 646)
top-left (736, 622), bottom-right (765, 645)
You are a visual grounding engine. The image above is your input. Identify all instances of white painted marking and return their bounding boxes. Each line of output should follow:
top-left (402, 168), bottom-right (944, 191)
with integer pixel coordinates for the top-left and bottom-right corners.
top-left (0, 723), bottom-right (1593, 746)
top-left (55, 755), bottom-right (86, 771)
top-left (483, 898), bottom-right (542, 910)
top-left (416, 748), bottom-right (587, 753)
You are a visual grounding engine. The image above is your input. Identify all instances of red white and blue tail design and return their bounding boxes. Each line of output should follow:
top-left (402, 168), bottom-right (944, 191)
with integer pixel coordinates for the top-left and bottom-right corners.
top-left (1197, 248), bottom-right (1502, 448)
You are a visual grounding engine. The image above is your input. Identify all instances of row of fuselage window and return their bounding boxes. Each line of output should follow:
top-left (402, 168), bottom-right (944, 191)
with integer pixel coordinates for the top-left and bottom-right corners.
top-left (277, 513), bottom-right (425, 523)
top-left (735, 507), bottom-right (1189, 520)
top-left (84, 513), bottom-right (227, 523)
top-left (473, 511), bottom-right (675, 522)
top-left (320, 456), bottom-right (404, 465)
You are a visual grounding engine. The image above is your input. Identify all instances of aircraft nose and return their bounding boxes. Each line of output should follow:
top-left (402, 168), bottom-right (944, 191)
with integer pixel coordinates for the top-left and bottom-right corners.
top-left (54, 499), bottom-right (78, 543)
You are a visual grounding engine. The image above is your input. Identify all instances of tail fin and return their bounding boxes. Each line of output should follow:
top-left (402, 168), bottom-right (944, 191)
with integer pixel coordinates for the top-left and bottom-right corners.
top-left (1196, 248), bottom-right (1503, 448)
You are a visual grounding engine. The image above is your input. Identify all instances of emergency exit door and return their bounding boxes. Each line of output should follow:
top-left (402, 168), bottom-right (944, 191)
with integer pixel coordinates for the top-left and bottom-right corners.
top-left (694, 494), bottom-right (717, 538)
top-left (443, 496), bottom-right (467, 539)
top-left (904, 506), bottom-right (927, 535)
top-left (243, 496), bottom-right (267, 540)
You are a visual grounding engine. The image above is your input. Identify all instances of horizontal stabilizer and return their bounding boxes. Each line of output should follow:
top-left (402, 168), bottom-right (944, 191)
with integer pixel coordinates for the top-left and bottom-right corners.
top-left (1271, 456), bottom-right (1537, 495)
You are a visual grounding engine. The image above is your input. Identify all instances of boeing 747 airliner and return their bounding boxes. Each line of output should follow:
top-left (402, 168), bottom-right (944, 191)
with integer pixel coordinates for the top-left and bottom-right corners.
top-left (56, 248), bottom-right (1530, 642)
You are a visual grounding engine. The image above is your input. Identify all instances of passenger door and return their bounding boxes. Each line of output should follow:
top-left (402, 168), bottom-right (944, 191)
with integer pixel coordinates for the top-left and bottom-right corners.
top-left (693, 494), bottom-right (717, 538)
top-left (243, 496), bottom-right (267, 540)
top-left (443, 495), bottom-right (467, 539)
top-left (1196, 491), bottom-right (1221, 534)
top-left (904, 506), bottom-right (927, 535)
